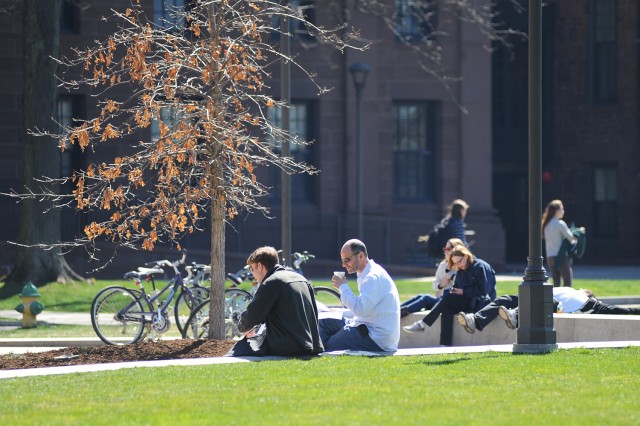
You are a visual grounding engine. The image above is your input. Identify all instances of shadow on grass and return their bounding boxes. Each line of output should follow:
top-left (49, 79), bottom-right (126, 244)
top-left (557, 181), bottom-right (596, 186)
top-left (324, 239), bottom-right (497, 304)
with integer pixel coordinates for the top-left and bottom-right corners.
top-left (407, 352), bottom-right (505, 366)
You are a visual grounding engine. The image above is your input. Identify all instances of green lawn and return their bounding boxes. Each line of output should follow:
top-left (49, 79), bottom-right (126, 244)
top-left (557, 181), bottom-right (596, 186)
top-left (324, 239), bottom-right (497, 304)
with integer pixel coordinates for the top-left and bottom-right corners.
top-left (1, 347), bottom-right (638, 425)
top-left (2, 277), bottom-right (639, 313)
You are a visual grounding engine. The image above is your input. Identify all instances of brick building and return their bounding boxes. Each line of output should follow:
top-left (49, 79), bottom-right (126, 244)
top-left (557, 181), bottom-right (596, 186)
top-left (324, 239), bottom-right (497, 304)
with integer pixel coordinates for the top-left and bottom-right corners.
top-left (1, 1), bottom-right (510, 278)
top-left (493, 0), bottom-right (640, 264)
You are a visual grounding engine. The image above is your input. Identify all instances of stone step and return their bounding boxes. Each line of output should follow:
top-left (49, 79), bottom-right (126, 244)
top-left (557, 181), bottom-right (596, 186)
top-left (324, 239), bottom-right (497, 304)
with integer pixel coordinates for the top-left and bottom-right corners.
top-left (400, 312), bottom-right (640, 348)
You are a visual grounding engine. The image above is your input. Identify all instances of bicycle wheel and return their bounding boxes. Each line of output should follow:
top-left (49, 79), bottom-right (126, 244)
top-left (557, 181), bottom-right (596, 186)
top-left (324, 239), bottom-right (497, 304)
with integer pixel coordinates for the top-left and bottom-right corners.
top-left (182, 289), bottom-right (253, 340)
top-left (224, 288), bottom-right (252, 340)
top-left (182, 299), bottom-right (210, 339)
top-left (91, 286), bottom-right (150, 345)
top-left (313, 286), bottom-right (343, 309)
top-left (174, 285), bottom-right (211, 337)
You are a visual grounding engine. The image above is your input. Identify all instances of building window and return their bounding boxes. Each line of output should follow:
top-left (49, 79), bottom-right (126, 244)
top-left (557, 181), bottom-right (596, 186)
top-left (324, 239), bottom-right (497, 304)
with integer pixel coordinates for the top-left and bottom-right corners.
top-left (60, 0), bottom-right (81, 34)
top-left (154, 0), bottom-right (196, 30)
top-left (58, 95), bottom-right (86, 239)
top-left (593, 164), bottom-right (617, 237)
top-left (590, 0), bottom-right (617, 102)
top-left (272, 0), bottom-right (315, 42)
top-left (267, 101), bottom-right (316, 203)
top-left (150, 106), bottom-right (184, 143)
top-left (393, 101), bottom-right (437, 202)
top-left (395, 0), bottom-right (437, 43)
top-left (57, 96), bottom-right (84, 185)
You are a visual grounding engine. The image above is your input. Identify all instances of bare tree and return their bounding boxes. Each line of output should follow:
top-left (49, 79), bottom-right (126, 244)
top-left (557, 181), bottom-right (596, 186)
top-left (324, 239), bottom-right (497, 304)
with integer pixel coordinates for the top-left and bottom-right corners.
top-left (6, 0), bottom-right (358, 338)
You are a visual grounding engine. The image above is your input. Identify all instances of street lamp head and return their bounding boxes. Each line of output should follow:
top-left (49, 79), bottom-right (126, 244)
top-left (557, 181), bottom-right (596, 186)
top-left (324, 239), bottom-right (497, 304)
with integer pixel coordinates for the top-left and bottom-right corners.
top-left (349, 62), bottom-right (370, 89)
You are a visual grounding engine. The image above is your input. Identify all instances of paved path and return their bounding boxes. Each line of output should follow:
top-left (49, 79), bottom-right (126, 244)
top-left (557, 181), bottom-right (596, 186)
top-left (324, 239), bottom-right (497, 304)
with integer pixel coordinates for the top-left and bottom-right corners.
top-left (0, 310), bottom-right (91, 326)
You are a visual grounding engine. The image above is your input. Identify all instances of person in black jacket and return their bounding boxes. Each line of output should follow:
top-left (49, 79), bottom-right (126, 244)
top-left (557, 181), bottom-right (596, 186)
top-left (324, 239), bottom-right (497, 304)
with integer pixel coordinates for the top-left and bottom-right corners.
top-left (403, 245), bottom-right (496, 346)
top-left (227, 246), bottom-right (324, 357)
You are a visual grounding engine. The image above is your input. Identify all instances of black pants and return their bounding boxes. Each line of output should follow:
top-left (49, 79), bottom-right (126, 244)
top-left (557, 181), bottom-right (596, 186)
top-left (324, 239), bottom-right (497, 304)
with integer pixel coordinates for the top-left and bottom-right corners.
top-left (474, 295), bottom-right (519, 331)
top-left (422, 293), bottom-right (473, 346)
top-left (580, 298), bottom-right (640, 315)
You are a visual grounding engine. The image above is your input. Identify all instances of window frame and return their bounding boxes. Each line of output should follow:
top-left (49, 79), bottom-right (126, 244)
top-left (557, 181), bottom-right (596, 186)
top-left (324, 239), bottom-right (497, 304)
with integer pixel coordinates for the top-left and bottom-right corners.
top-left (392, 100), bottom-right (438, 203)
top-left (394, 0), bottom-right (438, 43)
top-left (266, 100), bottom-right (317, 204)
top-left (589, 0), bottom-right (617, 103)
top-left (592, 163), bottom-right (618, 238)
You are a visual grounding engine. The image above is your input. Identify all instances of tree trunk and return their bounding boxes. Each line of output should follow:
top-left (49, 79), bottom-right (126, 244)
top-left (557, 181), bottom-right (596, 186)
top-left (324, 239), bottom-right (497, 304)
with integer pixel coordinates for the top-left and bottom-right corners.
top-left (4, 0), bottom-right (78, 290)
top-left (208, 162), bottom-right (227, 340)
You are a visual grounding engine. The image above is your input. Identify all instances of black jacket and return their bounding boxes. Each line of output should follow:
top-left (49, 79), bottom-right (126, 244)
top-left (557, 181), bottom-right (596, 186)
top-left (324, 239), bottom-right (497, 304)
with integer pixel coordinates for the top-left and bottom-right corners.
top-left (238, 265), bottom-right (324, 356)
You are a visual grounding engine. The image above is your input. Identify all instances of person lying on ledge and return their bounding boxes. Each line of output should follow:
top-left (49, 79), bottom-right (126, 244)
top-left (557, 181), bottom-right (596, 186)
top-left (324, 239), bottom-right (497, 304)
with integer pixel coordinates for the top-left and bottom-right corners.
top-left (456, 287), bottom-right (640, 333)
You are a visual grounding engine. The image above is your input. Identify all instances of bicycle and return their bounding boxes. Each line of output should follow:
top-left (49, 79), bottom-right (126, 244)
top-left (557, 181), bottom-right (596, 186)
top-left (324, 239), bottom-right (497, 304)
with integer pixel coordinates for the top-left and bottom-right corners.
top-left (90, 251), bottom-right (208, 345)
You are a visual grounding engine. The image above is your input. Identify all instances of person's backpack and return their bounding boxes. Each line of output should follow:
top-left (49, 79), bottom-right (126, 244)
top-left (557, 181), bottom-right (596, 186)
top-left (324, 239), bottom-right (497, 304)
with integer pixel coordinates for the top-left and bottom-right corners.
top-left (426, 218), bottom-right (452, 259)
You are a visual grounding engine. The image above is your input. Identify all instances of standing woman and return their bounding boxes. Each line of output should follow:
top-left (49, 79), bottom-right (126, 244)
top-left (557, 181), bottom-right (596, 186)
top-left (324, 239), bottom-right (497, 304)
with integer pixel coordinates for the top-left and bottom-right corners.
top-left (542, 199), bottom-right (577, 287)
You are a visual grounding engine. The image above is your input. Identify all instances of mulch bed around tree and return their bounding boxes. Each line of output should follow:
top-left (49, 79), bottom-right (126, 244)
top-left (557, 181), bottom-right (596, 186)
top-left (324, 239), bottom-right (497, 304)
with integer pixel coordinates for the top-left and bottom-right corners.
top-left (0, 339), bottom-right (236, 371)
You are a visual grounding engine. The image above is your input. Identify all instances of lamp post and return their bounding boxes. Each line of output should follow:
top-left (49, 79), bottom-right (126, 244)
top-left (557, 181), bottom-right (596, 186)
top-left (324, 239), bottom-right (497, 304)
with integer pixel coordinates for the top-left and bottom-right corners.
top-left (280, 8), bottom-right (291, 266)
top-left (349, 62), bottom-right (370, 239)
top-left (513, 0), bottom-right (557, 354)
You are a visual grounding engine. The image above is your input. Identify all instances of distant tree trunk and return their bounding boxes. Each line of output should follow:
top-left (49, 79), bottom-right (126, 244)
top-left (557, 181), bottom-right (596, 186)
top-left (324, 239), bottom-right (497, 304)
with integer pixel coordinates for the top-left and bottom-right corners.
top-left (5, 0), bottom-right (80, 290)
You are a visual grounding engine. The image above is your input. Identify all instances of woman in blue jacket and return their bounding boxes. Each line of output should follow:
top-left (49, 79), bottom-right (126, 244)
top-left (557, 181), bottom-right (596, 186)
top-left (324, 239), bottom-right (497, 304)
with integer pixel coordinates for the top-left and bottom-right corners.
top-left (403, 245), bottom-right (496, 346)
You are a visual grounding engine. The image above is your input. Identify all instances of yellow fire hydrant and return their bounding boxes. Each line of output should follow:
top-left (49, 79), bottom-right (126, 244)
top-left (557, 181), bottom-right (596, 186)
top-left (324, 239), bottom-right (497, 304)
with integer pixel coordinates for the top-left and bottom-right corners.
top-left (15, 282), bottom-right (44, 328)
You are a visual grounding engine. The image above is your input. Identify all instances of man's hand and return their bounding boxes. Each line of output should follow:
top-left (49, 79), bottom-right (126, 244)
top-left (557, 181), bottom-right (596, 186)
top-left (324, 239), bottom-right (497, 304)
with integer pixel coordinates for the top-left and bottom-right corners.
top-left (244, 327), bottom-right (257, 338)
top-left (331, 275), bottom-right (347, 290)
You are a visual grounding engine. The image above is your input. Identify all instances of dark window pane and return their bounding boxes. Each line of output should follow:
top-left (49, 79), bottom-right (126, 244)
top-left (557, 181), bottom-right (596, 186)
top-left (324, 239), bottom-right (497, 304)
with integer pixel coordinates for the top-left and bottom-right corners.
top-left (60, 0), bottom-right (81, 34)
top-left (591, 0), bottom-right (617, 101)
top-left (393, 102), bottom-right (436, 202)
top-left (593, 165), bottom-right (618, 237)
top-left (267, 101), bottom-right (315, 204)
top-left (395, 0), bottom-right (438, 43)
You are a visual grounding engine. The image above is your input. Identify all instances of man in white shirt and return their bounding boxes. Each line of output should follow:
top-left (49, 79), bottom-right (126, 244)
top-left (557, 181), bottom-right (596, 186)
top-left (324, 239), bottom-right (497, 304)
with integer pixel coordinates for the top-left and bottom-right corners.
top-left (318, 239), bottom-right (400, 352)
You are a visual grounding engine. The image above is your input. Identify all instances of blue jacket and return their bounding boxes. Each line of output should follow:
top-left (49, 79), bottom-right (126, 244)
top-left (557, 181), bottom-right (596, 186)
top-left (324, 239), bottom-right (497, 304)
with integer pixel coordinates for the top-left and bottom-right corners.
top-left (454, 258), bottom-right (496, 310)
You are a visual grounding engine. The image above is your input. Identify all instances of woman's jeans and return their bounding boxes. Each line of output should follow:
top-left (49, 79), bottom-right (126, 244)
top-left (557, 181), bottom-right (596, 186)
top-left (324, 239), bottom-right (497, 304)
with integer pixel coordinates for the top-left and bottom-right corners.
top-left (401, 294), bottom-right (439, 313)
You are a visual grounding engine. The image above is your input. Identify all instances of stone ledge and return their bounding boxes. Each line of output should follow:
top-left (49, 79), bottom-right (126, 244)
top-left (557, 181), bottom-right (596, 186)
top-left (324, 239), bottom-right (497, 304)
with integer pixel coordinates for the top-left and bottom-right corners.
top-left (399, 312), bottom-right (640, 348)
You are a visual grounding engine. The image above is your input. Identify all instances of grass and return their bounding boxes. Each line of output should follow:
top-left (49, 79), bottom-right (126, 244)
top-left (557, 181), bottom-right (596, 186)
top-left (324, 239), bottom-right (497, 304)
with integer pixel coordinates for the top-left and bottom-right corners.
top-left (2, 278), bottom-right (639, 313)
top-left (0, 277), bottom-right (638, 339)
top-left (0, 323), bottom-right (98, 338)
top-left (0, 347), bottom-right (639, 425)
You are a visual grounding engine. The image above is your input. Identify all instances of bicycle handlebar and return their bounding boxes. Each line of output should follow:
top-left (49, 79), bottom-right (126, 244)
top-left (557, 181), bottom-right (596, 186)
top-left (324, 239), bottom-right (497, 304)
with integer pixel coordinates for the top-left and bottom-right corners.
top-left (142, 250), bottom-right (187, 275)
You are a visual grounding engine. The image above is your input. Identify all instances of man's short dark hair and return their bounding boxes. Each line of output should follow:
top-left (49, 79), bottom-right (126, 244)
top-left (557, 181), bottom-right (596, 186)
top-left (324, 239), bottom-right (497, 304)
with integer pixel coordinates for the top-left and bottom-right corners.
top-left (247, 246), bottom-right (279, 270)
top-left (346, 239), bottom-right (368, 257)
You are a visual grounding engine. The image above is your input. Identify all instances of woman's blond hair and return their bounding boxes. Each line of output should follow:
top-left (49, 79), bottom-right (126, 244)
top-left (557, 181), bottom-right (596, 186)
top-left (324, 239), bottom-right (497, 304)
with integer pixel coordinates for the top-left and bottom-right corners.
top-left (447, 245), bottom-right (474, 269)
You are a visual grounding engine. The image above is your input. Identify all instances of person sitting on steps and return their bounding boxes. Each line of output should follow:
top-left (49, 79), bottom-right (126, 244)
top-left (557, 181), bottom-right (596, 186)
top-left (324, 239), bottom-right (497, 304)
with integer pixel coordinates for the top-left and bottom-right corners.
top-left (400, 238), bottom-right (464, 318)
top-left (403, 245), bottom-right (496, 346)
